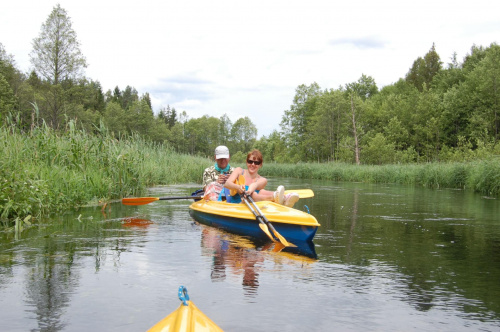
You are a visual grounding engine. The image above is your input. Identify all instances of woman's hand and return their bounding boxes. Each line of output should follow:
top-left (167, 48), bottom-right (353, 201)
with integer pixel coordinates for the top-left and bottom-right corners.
top-left (245, 182), bottom-right (258, 196)
top-left (237, 185), bottom-right (246, 195)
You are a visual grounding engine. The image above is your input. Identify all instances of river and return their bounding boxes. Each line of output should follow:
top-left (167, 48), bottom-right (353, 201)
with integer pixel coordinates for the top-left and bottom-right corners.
top-left (1, 179), bottom-right (499, 331)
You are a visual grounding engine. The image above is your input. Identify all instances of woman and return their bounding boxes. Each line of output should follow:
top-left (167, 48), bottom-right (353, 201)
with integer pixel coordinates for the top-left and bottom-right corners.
top-left (224, 149), bottom-right (299, 207)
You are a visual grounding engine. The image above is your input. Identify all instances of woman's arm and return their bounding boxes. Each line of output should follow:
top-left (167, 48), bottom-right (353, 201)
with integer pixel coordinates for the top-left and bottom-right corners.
top-left (246, 176), bottom-right (268, 195)
top-left (224, 167), bottom-right (245, 194)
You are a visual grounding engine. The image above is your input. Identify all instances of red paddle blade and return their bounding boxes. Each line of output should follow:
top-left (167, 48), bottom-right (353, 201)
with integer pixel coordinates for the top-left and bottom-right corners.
top-left (121, 197), bottom-right (160, 206)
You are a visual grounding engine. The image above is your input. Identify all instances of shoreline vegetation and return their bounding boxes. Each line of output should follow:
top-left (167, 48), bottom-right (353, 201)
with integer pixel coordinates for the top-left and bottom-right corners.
top-left (1, 122), bottom-right (498, 226)
top-left (2, 5), bottom-right (500, 227)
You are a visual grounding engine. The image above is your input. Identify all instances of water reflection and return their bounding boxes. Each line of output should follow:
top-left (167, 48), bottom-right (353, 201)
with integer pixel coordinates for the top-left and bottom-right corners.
top-left (309, 180), bottom-right (500, 322)
top-left (200, 227), bottom-right (317, 297)
top-left (1, 182), bottom-right (500, 331)
top-left (121, 217), bottom-right (153, 228)
top-left (26, 253), bottom-right (77, 331)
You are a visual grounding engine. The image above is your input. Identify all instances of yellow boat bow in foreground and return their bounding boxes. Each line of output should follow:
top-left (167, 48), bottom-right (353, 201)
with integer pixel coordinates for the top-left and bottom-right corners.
top-left (148, 286), bottom-right (222, 332)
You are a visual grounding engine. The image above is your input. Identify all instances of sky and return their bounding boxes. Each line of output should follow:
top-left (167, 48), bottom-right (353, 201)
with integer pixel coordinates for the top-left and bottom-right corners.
top-left (1, 0), bottom-right (499, 137)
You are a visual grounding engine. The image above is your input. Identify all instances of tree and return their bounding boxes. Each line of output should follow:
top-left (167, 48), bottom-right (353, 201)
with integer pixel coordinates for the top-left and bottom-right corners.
top-left (141, 93), bottom-right (152, 111)
top-left (218, 114), bottom-right (232, 145)
top-left (0, 74), bottom-right (16, 119)
top-left (308, 89), bottom-right (349, 161)
top-left (121, 86), bottom-right (139, 109)
top-left (29, 4), bottom-right (87, 129)
top-left (254, 130), bottom-right (287, 163)
top-left (103, 101), bottom-right (127, 136)
top-left (406, 44), bottom-right (442, 91)
top-left (350, 94), bottom-right (361, 165)
top-left (30, 4), bottom-right (87, 84)
top-left (280, 83), bottom-right (321, 160)
top-left (383, 117), bottom-right (409, 150)
top-left (465, 43), bottom-right (500, 143)
top-left (158, 105), bottom-right (177, 129)
top-left (345, 74), bottom-right (378, 101)
top-left (0, 43), bottom-right (17, 87)
top-left (362, 133), bottom-right (395, 165)
top-left (231, 117), bottom-right (258, 153)
top-left (1, 43), bottom-right (26, 115)
top-left (126, 99), bottom-right (154, 136)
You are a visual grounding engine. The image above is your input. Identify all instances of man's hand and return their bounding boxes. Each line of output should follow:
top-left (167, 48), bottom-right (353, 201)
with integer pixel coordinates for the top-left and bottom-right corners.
top-left (217, 174), bottom-right (229, 184)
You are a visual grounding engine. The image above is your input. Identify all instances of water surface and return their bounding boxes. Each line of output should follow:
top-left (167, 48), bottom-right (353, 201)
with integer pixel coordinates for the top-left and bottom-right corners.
top-left (1, 180), bottom-right (499, 331)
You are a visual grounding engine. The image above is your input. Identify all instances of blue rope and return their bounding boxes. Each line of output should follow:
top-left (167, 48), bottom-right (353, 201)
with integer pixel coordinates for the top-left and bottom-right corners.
top-left (178, 286), bottom-right (190, 306)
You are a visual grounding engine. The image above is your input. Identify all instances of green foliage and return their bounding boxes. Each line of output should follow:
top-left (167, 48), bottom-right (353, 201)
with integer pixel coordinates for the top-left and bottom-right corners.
top-left (230, 151), bottom-right (247, 163)
top-left (260, 158), bottom-right (500, 196)
top-left (231, 117), bottom-right (258, 153)
top-left (0, 74), bottom-right (16, 118)
top-left (0, 120), bottom-right (207, 224)
top-left (3, 6), bottom-right (500, 167)
top-left (406, 43), bottom-right (443, 91)
top-left (30, 4), bottom-right (87, 84)
top-left (281, 83), bottom-right (322, 161)
top-left (362, 133), bottom-right (395, 165)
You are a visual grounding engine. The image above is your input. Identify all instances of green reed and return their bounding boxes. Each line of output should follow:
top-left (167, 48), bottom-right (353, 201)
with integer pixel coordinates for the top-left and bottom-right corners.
top-left (2, 117), bottom-right (498, 225)
top-left (0, 120), bottom-right (207, 224)
top-left (261, 160), bottom-right (500, 196)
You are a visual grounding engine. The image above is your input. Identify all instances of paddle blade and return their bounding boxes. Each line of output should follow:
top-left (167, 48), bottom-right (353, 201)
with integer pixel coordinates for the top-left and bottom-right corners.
top-left (258, 223), bottom-right (275, 242)
top-left (285, 189), bottom-right (314, 199)
top-left (230, 174), bottom-right (246, 196)
top-left (122, 197), bottom-right (160, 206)
top-left (272, 242), bottom-right (286, 252)
top-left (270, 228), bottom-right (296, 247)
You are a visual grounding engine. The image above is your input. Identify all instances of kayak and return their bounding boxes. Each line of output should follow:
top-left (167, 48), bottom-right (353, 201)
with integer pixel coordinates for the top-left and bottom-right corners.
top-left (148, 286), bottom-right (223, 332)
top-left (189, 199), bottom-right (320, 243)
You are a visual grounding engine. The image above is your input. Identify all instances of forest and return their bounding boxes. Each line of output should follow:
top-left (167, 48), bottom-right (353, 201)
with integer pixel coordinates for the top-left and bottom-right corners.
top-left (1, 5), bottom-right (499, 165)
top-left (1, 4), bottom-right (500, 225)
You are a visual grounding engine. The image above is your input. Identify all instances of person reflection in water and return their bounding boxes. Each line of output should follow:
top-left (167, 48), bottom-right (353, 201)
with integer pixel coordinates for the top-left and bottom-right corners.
top-left (202, 228), bottom-right (227, 282)
top-left (201, 228), bottom-right (263, 297)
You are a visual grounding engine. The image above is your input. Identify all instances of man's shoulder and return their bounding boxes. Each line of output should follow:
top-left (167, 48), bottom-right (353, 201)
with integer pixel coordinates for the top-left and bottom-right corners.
top-left (204, 165), bottom-right (216, 173)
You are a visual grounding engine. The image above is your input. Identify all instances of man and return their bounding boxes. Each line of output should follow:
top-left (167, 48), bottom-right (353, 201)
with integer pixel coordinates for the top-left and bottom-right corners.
top-left (203, 145), bottom-right (234, 200)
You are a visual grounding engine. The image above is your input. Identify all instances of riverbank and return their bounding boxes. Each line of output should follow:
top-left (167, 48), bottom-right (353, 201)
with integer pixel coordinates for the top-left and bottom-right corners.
top-left (261, 160), bottom-right (500, 197)
top-left (0, 122), bottom-right (207, 224)
top-left (1, 123), bottom-right (498, 225)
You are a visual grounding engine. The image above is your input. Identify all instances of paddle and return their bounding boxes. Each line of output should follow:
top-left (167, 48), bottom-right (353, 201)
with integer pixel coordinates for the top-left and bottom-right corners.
top-left (245, 194), bottom-right (294, 247)
top-left (122, 195), bottom-right (202, 206)
top-left (122, 189), bottom-right (314, 206)
top-left (286, 189), bottom-right (314, 199)
top-left (241, 196), bottom-right (275, 242)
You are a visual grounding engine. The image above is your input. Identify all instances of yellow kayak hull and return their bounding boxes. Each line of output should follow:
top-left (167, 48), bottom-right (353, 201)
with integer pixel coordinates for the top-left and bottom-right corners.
top-left (148, 301), bottom-right (222, 332)
top-left (189, 200), bottom-right (320, 243)
top-left (148, 287), bottom-right (223, 332)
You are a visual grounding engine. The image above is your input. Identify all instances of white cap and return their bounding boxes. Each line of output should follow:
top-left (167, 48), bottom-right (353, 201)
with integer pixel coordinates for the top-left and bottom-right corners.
top-left (215, 145), bottom-right (230, 159)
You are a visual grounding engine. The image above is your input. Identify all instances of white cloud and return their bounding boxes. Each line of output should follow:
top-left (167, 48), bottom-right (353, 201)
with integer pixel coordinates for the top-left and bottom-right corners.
top-left (1, 0), bottom-right (499, 137)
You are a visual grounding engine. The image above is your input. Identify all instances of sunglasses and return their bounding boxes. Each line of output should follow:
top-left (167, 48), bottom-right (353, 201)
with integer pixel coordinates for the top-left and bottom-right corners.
top-left (246, 159), bottom-right (262, 165)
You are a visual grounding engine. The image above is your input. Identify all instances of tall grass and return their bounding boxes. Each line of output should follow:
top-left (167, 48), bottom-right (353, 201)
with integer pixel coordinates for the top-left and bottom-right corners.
top-left (0, 120), bottom-right (207, 223)
top-left (261, 160), bottom-right (500, 196)
top-left (2, 118), bottom-right (498, 225)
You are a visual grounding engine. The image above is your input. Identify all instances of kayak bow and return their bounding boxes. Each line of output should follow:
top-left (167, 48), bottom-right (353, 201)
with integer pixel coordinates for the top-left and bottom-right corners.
top-left (148, 286), bottom-right (223, 332)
